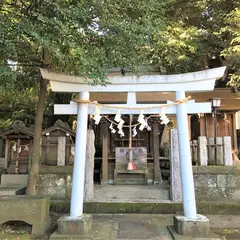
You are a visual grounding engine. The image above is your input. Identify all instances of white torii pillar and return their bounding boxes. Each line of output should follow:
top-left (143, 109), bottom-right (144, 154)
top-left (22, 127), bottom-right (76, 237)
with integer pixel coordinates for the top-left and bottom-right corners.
top-left (70, 92), bottom-right (89, 217)
top-left (40, 67), bottom-right (226, 220)
top-left (176, 91), bottom-right (196, 217)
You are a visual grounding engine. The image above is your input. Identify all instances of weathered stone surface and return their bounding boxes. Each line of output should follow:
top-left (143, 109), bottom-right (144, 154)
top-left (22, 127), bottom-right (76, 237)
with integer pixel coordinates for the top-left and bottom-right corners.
top-left (84, 130), bottom-right (95, 201)
top-left (170, 129), bottom-right (182, 202)
top-left (38, 174), bottom-right (66, 186)
top-left (66, 175), bottom-right (72, 199)
top-left (0, 158), bottom-right (5, 170)
top-left (216, 137), bottom-right (224, 165)
top-left (37, 185), bottom-right (67, 199)
top-left (0, 195), bottom-right (51, 235)
top-left (173, 214), bottom-right (210, 236)
top-left (195, 187), bottom-right (235, 200)
top-left (57, 214), bottom-right (92, 235)
top-left (1, 174), bottom-right (28, 186)
top-left (193, 166), bottom-right (237, 174)
top-left (217, 174), bottom-right (235, 188)
top-left (168, 225), bottom-right (221, 240)
top-left (198, 136), bottom-right (208, 166)
top-left (223, 136), bottom-right (233, 166)
top-left (40, 166), bottom-right (73, 174)
top-left (57, 136), bottom-right (66, 166)
top-left (194, 174), bottom-right (217, 188)
top-left (193, 166), bottom-right (236, 200)
top-left (208, 138), bottom-right (215, 165)
top-left (0, 186), bottom-right (26, 195)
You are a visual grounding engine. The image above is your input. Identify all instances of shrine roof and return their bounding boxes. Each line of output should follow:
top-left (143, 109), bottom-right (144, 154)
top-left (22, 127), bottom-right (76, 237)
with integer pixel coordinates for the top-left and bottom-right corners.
top-left (42, 119), bottom-right (75, 136)
top-left (0, 127), bottom-right (34, 138)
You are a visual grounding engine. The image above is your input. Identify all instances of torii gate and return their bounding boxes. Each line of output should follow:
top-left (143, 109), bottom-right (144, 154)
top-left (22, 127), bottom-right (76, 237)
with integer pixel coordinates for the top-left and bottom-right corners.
top-left (40, 67), bottom-right (226, 222)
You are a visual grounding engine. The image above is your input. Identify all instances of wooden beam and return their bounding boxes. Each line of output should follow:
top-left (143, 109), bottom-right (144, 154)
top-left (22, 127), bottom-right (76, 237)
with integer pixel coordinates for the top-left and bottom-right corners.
top-left (101, 122), bottom-right (109, 184)
top-left (152, 121), bottom-right (162, 184)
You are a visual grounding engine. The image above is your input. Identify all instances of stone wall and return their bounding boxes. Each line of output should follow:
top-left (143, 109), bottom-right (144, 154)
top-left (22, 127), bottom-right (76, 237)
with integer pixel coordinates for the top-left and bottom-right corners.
top-left (193, 166), bottom-right (236, 201)
top-left (37, 166), bottom-right (73, 200)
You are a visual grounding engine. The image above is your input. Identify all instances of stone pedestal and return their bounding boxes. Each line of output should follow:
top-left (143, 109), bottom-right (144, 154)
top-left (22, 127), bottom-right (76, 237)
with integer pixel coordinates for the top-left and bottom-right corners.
top-left (57, 214), bottom-right (92, 235)
top-left (174, 215), bottom-right (210, 237)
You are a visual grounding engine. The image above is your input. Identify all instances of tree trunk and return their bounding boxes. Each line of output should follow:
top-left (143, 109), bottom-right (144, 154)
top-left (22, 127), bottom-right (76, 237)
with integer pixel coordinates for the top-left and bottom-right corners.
top-left (26, 77), bottom-right (48, 195)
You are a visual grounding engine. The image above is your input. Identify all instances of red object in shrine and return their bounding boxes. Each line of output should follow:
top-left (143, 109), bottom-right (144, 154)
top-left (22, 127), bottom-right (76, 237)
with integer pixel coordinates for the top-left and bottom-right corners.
top-left (127, 159), bottom-right (136, 170)
top-left (127, 115), bottom-right (137, 171)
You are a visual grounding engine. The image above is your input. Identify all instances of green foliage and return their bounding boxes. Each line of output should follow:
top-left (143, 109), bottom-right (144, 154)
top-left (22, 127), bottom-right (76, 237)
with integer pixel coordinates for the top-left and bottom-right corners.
top-left (221, 7), bottom-right (240, 87)
top-left (0, 0), bottom-right (171, 82)
top-left (1, 0), bottom-right (240, 130)
top-left (149, 0), bottom-right (240, 88)
top-left (0, 0), bottom-right (173, 127)
top-left (151, 25), bottom-right (207, 73)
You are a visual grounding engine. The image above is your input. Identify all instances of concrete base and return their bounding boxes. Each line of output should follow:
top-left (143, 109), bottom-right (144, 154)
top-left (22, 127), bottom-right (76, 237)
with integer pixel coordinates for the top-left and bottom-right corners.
top-left (57, 214), bottom-right (92, 235)
top-left (174, 215), bottom-right (210, 237)
top-left (168, 225), bottom-right (221, 240)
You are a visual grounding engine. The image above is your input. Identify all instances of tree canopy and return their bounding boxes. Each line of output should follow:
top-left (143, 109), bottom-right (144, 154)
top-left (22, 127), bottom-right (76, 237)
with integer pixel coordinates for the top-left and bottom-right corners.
top-left (1, 0), bottom-right (240, 129)
top-left (0, 0), bottom-right (172, 128)
top-left (0, 0), bottom-right (171, 80)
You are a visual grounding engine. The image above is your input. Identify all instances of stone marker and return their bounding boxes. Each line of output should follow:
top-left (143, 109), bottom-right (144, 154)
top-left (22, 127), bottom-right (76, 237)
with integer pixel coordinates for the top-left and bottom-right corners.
top-left (208, 138), bottom-right (215, 165)
top-left (170, 129), bottom-right (182, 202)
top-left (198, 136), bottom-right (208, 166)
top-left (216, 137), bottom-right (224, 165)
top-left (223, 136), bottom-right (233, 166)
top-left (57, 137), bottom-right (66, 166)
top-left (84, 130), bottom-right (95, 201)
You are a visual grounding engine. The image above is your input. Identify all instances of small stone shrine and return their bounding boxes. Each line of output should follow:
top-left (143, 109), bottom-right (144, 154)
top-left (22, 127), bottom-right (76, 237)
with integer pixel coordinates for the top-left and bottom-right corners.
top-left (0, 121), bottom-right (34, 174)
top-left (41, 120), bottom-right (75, 166)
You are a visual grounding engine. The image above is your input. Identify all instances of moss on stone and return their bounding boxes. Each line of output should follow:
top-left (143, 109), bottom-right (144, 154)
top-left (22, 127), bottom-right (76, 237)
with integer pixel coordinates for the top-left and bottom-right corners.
top-left (40, 166), bottom-right (73, 174)
top-left (50, 200), bottom-right (240, 215)
top-left (193, 166), bottom-right (237, 174)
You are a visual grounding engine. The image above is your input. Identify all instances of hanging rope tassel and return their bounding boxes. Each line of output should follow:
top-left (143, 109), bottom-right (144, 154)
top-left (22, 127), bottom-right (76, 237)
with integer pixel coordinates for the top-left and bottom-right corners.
top-left (127, 115), bottom-right (136, 171)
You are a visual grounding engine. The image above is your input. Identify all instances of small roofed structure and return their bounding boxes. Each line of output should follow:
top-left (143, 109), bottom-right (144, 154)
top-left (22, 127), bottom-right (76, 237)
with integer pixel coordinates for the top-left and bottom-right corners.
top-left (41, 120), bottom-right (75, 166)
top-left (0, 121), bottom-right (34, 174)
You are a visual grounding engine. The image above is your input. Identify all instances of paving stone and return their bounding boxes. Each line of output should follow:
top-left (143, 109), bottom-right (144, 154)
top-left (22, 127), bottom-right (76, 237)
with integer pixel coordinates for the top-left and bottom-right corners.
top-left (118, 222), bottom-right (152, 239)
